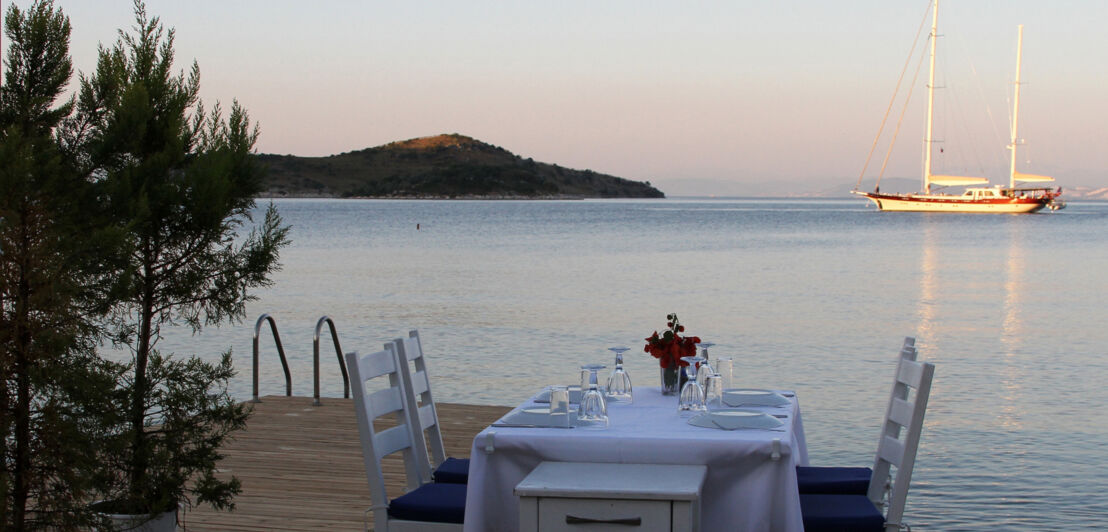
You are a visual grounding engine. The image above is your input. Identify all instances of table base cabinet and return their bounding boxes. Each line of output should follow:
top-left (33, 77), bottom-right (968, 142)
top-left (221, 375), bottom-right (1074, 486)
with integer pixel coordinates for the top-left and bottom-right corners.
top-left (514, 462), bottom-right (707, 532)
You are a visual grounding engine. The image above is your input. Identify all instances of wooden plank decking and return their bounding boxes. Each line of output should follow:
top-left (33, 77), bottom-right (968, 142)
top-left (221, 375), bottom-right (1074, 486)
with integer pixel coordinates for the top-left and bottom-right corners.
top-left (179, 396), bottom-right (510, 531)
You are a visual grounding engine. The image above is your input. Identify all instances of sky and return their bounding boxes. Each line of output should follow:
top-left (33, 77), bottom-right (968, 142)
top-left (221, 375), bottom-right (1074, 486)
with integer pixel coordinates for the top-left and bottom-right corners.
top-left (6, 1), bottom-right (1106, 194)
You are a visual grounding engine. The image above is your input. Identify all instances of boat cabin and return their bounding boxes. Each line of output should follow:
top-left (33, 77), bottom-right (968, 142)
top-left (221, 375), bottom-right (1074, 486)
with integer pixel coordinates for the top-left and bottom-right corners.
top-left (962, 187), bottom-right (1005, 200)
top-left (961, 186), bottom-right (1060, 201)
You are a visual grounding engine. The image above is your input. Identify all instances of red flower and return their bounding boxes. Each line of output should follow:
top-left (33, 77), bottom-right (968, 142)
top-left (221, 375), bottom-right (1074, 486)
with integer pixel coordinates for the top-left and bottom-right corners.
top-left (644, 313), bottom-right (700, 369)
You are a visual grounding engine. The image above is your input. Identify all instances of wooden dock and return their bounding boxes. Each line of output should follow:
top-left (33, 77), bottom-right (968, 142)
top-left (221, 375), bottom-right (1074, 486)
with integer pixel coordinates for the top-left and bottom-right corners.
top-left (179, 396), bottom-right (510, 531)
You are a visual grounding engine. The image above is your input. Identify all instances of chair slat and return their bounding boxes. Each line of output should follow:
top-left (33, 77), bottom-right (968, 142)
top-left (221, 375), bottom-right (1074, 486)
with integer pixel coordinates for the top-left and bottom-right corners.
top-left (896, 358), bottom-right (925, 388)
top-left (368, 387), bottom-right (406, 418)
top-left (418, 403), bottom-right (437, 429)
top-left (411, 371), bottom-right (431, 395)
top-left (357, 349), bottom-right (398, 380)
top-left (876, 434), bottom-right (906, 468)
top-left (403, 336), bottom-right (425, 361)
top-left (887, 397), bottom-right (914, 428)
top-left (374, 424), bottom-right (415, 458)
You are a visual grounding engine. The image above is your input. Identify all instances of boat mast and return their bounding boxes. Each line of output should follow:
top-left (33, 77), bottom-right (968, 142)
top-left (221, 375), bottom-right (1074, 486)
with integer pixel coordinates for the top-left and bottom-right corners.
top-left (1008, 25), bottom-right (1024, 189)
top-left (923, 0), bottom-right (939, 194)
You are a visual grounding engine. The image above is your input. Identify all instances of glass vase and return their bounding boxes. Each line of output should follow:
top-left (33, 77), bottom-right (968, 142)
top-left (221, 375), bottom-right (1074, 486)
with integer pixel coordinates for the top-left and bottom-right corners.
top-left (660, 365), bottom-right (681, 395)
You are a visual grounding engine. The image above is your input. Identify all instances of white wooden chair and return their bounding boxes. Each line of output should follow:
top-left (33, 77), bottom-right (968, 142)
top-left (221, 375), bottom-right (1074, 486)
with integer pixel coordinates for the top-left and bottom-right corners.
top-left (394, 330), bottom-right (469, 484)
top-left (799, 351), bottom-right (935, 532)
top-left (797, 337), bottom-right (918, 495)
top-left (346, 345), bottom-right (466, 531)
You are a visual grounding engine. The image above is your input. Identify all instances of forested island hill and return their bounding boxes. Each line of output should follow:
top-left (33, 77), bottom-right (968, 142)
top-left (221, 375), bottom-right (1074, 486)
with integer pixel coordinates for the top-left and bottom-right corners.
top-left (256, 134), bottom-right (664, 199)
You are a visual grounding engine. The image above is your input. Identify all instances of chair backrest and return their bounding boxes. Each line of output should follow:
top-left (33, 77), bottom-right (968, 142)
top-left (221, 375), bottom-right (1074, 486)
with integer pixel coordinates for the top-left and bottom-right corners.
top-left (889, 340), bottom-right (918, 405)
top-left (394, 330), bottom-right (447, 484)
top-left (866, 341), bottom-right (918, 501)
top-left (345, 344), bottom-right (425, 529)
top-left (868, 342), bottom-right (934, 531)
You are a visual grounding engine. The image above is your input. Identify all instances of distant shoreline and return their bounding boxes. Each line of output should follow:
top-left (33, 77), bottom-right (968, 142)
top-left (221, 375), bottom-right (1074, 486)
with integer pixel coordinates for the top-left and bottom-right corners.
top-left (255, 194), bottom-right (1108, 203)
top-left (257, 193), bottom-right (593, 200)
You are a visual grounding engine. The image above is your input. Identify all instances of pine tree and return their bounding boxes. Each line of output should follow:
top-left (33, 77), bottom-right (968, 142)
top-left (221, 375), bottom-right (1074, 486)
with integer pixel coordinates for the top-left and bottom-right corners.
top-left (0, 2), bottom-right (121, 529)
top-left (68, 0), bottom-right (290, 515)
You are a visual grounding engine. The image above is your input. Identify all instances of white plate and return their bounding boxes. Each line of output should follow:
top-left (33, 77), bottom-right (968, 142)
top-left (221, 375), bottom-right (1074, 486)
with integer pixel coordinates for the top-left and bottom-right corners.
top-left (722, 389), bottom-right (791, 407)
top-left (688, 409), bottom-right (785, 430)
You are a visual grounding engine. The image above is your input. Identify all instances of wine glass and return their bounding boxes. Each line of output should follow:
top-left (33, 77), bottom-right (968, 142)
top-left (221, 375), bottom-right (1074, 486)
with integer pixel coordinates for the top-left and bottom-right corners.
top-left (579, 363), bottom-right (606, 393)
top-left (606, 346), bottom-right (633, 404)
top-left (678, 355), bottom-right (707, 414)
top-left (696, 342), bottom-right (715, 387)
top-left (578, 365), bottom-right (608, 428)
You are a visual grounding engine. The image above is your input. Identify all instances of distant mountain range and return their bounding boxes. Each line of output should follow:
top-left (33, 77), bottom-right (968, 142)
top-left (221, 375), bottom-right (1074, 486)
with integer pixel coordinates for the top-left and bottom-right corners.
top-left (255, 134), bottom-right (663, 199)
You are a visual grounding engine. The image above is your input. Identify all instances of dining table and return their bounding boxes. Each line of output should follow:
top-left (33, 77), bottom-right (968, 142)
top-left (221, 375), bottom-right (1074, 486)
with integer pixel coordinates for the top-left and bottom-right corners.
top-left (462, 385), bottom-right (810, 532)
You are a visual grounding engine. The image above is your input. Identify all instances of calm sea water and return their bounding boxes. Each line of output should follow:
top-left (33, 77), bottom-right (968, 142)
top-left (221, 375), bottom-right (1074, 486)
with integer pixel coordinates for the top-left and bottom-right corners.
top-left (160, 198), bottom-right (1108, 530)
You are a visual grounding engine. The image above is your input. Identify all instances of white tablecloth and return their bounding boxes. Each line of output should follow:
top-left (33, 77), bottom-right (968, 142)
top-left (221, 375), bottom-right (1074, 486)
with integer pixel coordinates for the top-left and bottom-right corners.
top-left (463, 387), bottom-right (809, 532)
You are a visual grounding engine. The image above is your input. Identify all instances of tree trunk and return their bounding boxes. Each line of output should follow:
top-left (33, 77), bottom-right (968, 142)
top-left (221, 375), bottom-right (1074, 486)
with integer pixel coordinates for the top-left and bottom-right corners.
top-left (11, 218), bottom-right (33, 532)
top-left (128, 247), bottom-right (156, 507)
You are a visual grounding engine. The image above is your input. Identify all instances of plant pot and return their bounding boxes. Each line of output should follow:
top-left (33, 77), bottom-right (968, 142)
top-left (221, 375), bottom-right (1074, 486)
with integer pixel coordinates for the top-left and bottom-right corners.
top-left (92, 502), bottom-right (177, 532)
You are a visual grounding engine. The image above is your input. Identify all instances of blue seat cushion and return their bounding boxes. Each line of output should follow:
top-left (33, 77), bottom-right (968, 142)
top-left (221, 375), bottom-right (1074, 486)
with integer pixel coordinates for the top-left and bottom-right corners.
top-left (796, 465), bottom-right (872, 495)
top-left (388, 482), bottom-right (466, 524)
top-left (800, 493), bottom-right (884, 532)
top-left (433, 457), bottom-right (470, 484)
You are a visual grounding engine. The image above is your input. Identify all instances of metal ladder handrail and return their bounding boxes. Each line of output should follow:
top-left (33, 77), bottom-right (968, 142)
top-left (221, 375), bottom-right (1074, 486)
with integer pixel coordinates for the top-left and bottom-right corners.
top-left (252, 313), bottom-right (292, 403)
top-left (313, 315), bottom-right (350, 406)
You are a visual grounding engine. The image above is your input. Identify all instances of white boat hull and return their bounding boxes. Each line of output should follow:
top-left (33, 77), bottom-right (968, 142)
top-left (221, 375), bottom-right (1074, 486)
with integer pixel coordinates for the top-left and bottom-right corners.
top-left (855, 192), bottom-right (1051, 213)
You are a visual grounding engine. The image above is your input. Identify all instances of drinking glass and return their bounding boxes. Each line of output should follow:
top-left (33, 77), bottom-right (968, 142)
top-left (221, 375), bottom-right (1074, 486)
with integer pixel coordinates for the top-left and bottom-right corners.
top-left (715, 357), bottom-right (734, 390)
top-left (704, 373), bottom-right (724, 410)
top-left (606, 347), bottom-right (633, 404)
top-left (548, 386), bottom-right (571, 427)
top-left (678, 356), bottom-right (707, 414)
top-left (578, 366), bottom-right (609, 428)
top-left (696, 342), bottom-right (715, 387)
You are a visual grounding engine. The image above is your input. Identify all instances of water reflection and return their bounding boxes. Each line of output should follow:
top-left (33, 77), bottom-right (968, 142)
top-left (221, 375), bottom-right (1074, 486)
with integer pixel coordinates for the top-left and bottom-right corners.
top-left (916, 218), bottom-right (938, 343)
top-left (998, 220), bottom-right (1025, 430)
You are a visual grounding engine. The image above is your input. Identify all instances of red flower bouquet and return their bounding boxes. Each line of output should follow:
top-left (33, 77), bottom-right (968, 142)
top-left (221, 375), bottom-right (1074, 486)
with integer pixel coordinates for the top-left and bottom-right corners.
top-left (644, 313), bottom-right (701, 369)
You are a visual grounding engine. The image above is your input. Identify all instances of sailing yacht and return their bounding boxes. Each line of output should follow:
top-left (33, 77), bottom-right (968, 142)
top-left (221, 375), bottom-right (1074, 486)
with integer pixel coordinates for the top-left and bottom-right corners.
top-left (853, 1), bottom-right (1063, 213)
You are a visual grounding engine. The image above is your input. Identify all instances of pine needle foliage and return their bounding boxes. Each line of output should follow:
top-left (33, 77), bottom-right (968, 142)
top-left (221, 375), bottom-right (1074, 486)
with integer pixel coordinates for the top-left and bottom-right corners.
top-left (69, 0), bottom-right (290, 517)
top-left (0, 2), bottom-right (121, 529)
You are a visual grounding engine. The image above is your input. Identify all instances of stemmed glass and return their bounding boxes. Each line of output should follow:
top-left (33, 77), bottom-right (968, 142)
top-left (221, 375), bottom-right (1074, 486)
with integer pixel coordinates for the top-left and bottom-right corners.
top-left (678, 355), bottom-right (707, 414)
top-left (696, 342), bottom-right (715, 387)
top-left (579, 363), bottom-right (606, 393)
top-left (606, 347), bottom-right (633, 404)
top-left (578, 365), bottom-right (608, 428)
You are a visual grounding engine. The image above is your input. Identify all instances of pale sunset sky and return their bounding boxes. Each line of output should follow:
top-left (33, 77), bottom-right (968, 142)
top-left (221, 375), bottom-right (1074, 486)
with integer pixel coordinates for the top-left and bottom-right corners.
top-left (8, 1), bottom-right (1106, 194)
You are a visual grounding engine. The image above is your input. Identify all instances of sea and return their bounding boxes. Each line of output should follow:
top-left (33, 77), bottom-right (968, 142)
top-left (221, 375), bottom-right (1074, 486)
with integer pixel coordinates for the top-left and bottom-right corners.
top-left (156, 197), bottom-right (1108, 531)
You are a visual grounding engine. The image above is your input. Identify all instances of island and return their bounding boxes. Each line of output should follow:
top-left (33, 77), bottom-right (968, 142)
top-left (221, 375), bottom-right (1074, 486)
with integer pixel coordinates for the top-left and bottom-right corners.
top-left (256, 134), bottom-right (664, 199)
